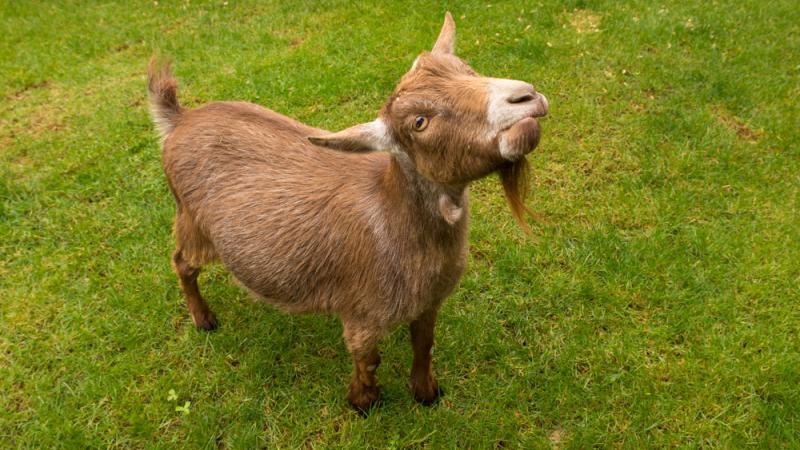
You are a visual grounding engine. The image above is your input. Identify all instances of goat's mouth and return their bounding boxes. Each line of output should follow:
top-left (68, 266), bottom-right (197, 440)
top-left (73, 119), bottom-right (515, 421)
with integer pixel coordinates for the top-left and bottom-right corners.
top-left (498, 116), bottom-right (541, 161)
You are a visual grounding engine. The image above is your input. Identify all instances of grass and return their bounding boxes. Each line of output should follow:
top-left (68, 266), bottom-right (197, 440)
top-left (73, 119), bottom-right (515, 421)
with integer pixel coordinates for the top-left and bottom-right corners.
top-left (1, 0), bottom-right (799, 447)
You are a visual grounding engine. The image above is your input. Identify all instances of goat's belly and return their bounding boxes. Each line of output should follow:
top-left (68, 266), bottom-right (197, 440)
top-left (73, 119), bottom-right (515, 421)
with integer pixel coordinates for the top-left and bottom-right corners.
top-left (213, 222), bottom-right (467, 324)
top-left (206, 204), bottom-right (386, 315)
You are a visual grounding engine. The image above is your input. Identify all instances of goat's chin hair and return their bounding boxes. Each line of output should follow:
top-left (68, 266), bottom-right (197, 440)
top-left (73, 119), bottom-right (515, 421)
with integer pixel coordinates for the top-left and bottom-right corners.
top-left (499, 158), bottom-right (534, 234)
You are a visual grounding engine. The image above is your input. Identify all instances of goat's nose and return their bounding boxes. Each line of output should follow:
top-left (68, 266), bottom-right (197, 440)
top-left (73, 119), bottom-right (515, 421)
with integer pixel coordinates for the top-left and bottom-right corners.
top-left (506, 83), bottom-right (537, 104)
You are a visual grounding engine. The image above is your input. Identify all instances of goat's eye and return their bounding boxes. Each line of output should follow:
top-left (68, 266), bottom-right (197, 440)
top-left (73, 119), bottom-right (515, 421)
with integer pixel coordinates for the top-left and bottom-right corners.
top-left (412, 116), bottom-right (429, 131)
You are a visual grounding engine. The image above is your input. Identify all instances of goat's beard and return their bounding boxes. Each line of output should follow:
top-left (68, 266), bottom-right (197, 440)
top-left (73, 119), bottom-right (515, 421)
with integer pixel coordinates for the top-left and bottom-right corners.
top-left (499, 157), bottom-right (534, 233)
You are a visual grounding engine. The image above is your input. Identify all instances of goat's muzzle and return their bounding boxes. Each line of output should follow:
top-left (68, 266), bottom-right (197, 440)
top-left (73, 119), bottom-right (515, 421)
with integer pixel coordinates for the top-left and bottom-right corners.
top-left (497, 91), bottom-right (547, 161)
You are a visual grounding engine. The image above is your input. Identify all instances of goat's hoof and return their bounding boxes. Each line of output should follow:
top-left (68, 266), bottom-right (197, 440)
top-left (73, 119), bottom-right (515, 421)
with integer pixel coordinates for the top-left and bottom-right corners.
top-left (347, 385), bottom-right (381, 414)
top-left (412, 378), bottom-right (442, 406)
top-left (193, 312), bottom-right (218, 331)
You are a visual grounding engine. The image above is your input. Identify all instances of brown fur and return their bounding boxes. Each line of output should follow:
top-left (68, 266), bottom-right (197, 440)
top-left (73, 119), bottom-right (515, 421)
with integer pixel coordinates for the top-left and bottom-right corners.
top-left (148, 13), bottom-right (545, 411)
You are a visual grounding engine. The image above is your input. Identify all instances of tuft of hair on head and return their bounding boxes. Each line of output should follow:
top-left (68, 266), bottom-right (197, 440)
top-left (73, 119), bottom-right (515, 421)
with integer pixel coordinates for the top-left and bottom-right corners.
top-left (499, 158), bottom-right (535, 234)
top-left (147, 55), bottom-right (182, 142)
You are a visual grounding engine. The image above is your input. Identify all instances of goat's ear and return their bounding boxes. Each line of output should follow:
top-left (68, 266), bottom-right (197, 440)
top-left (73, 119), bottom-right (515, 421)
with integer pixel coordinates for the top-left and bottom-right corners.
top-left (432, 11), bottom-right (456, 55)
top-left (308, 119), bottom-right (395, 152)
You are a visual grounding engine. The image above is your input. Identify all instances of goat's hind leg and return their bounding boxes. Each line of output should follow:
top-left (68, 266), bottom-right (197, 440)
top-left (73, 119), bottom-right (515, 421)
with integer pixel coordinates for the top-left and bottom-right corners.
top-left (172, 210), bottom-right (218, 331)
top-left (172, 249), bottom-right (217, 330)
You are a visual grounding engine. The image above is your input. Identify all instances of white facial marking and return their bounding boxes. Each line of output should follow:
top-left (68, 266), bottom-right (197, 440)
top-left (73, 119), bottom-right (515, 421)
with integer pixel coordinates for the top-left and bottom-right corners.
top-left (366, 364), bottom-right (377, 371)
top-left (487, 78), bottom-right (529, 130)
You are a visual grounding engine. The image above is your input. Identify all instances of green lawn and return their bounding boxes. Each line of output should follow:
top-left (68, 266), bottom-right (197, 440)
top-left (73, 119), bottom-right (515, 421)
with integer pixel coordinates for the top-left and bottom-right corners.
top-left (2, 0), bottom-right (799, 447)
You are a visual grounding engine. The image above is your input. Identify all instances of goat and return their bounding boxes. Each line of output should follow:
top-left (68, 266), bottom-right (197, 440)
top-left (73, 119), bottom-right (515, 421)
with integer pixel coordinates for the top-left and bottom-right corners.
top-left (148, 12), bottom-right (548, 411)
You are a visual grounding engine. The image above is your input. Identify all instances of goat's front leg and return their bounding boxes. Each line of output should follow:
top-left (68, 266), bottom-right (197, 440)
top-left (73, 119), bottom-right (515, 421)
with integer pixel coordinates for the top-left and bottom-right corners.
top-left (342, 323), bottom-right (381, 412)
top-left (409, 308), bottom-right (442, 404)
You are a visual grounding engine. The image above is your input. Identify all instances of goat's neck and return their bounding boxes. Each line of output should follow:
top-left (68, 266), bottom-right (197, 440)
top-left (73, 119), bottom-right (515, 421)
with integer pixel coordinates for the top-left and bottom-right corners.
top-left (384, 154), bottom-right (467, 225)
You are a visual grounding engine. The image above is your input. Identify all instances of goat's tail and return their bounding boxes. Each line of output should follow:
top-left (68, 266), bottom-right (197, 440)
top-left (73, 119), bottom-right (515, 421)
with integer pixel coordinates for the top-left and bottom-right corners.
top-left (147, 56), bottom-right (182, 142)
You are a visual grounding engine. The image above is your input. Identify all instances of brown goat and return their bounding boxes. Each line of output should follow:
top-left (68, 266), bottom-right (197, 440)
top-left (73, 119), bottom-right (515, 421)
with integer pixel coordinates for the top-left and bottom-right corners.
top-left (148, 13), bottom-right (548, 411)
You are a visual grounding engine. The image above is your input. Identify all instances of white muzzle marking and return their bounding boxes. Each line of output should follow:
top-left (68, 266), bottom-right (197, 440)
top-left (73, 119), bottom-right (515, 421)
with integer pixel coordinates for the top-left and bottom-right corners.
top-left (486, 78), bottom-right (548, 131)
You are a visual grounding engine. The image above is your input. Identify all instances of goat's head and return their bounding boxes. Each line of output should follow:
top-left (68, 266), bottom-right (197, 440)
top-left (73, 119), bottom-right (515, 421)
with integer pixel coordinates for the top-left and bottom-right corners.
top-left (310, 13), bottom-right (548, 228)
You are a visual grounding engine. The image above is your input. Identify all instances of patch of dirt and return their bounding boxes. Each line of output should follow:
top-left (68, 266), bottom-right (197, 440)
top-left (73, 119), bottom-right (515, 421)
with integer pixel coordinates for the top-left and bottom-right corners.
top-left (162, 17), bottom-right (190, 35)
top-left (6, 154), bottom-right (34, 174)
top-left (1, 110), bottom-right (64, 144)
top-left (2, 79), bottom-right (68, 139)
top-left (549, 428), bottom-right (567, 448)
top-left (714, 106), bottom-right (762, 143)
top-left (7, 103), bottom-right (66, 138)
top-left (569, 9), bottom-right (602, 34)
top-left (6, 80), bottom-right (51, 101)
top-left (111, 39), bottom-right (145, 55)
top-left (271, 27), bottom-right (307, 49)
top-left (0, 134), bottom-right (13, 150)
